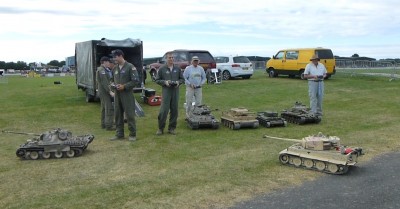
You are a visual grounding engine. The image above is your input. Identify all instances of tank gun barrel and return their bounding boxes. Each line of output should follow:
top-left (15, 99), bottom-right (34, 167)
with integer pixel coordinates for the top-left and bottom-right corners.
top-left (263, 135), bottom-right (301, 143)
top-left (2, 130), bottom-right (40, 136)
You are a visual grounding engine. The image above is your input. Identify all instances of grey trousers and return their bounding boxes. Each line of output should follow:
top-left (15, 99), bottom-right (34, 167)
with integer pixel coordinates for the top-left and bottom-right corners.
top-left (185, 86), bottom-right (203, 117)
top-left (308, 81), bottom-right (324, 116)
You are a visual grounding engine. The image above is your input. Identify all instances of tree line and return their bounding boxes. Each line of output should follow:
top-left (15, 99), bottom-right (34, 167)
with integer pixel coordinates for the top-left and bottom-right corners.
top-left (0, 60), bottom-right (66, 70)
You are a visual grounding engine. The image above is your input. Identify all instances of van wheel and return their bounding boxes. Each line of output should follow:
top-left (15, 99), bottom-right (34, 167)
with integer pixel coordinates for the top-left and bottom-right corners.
top-left (269, 70), bottom-right (277, 78)
top-left (300, 70), bottom-right (305, 80)
top-left (85, 90), bottom-right (94, 103)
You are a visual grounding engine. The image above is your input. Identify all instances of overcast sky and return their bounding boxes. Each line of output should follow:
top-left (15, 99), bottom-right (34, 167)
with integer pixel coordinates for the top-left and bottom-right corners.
top-left (1, 0), bottom-right (399, 63)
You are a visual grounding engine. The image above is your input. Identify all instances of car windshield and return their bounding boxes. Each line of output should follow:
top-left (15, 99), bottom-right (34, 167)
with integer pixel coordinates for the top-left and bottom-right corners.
top-left (189, 52), bottom-right (215, 62)
top-left (233, 56), bottom-right (250, 63)
top-left (215, 56), bottom-right (229, 63)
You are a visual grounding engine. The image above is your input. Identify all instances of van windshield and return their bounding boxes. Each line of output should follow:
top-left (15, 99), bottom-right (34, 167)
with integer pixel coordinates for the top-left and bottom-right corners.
top-left (316, 50), bottom-right (333, 59)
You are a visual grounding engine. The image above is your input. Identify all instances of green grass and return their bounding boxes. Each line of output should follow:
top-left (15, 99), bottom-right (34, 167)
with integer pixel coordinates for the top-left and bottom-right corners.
top-left (0, 71), bottom-right (399, 209)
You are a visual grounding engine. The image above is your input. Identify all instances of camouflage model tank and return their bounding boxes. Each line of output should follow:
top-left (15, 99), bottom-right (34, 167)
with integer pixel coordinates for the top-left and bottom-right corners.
top-left (256, 111), bottom-right (287, 128)
top-left (4, 128), bottom-right (94, 160)
top-left (281, 101), bottom-right (321, 124)
top-left (186, 104), bottom-right (219, 129)
top-left (264, 132), bottom-right (364, 174)
top-left (221, 107), bottom-right (259, 130)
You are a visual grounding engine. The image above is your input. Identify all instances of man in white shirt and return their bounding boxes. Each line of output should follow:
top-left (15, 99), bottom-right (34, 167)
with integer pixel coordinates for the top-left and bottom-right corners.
top-left (303, 55), bottom-right (327, 117)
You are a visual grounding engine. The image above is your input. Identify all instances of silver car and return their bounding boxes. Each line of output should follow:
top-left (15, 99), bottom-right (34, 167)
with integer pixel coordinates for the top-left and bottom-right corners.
top-left (215, 56), bottom-right (254, 80)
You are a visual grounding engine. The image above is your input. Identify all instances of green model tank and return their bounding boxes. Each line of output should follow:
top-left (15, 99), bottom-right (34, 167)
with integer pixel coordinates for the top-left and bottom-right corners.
top-left (264, 132), bottom-right (364, 174)
top-left (4, 128), bottom-right (94, 160)
top-left (221, 107), bottom-right (259, 130)
top-left (281, 101), bottom-right (321, 124)
top-left (186, 104), bottom-right (219, 129)
top-left (256, 111), bottom-right (287, 128)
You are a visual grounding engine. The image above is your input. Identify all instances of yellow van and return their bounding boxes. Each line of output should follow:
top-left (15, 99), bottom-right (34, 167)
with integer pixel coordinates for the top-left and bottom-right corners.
top-left (266, 48), bottom-right (336, 79)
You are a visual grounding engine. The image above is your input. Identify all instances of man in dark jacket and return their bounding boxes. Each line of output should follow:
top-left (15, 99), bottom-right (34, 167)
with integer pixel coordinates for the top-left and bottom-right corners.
top-left (109, 49), bottom-right (140, 141)
top-left (96, 56), bottom-right (114, 130)
top-left (155, 52), bottom-right (185, 135)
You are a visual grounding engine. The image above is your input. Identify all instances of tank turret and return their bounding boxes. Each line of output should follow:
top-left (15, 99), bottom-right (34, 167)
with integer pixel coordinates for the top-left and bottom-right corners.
top-left (263, 132), bottom-right (364, 174)
top-left (281, 101), bottom-right (321, 124)
top-left (221, 107), bottom-right (259, 130)
top-left (256, 111), bottom-right (287, 128)
top-left (186, 104), bottom-right (219, 129)
top-left (3, 128), bottom-right (94, 160)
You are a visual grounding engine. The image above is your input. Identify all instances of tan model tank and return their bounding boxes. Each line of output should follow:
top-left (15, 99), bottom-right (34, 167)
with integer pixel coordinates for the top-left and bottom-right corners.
top-left (221, 107), bottom-right (259, 130)
top-left (3, 128), bottom-right (94, 160)
top-left (264, 132), bottom-right (364, 174)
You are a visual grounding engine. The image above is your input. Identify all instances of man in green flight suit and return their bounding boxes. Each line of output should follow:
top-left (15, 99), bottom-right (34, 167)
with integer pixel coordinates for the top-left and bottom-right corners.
top-left (155, 52), bottom-right (185, 135)
top-left (96, 56), bottom-right (115, 130)
top-left (109, 49), bottom-right (140, 141)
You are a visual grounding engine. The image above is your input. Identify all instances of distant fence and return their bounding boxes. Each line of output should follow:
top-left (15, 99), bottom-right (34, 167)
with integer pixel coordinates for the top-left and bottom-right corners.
top-left (335, 59), bottom-right (399, 81)
top-left (251, 61), bottom-right (266, 70)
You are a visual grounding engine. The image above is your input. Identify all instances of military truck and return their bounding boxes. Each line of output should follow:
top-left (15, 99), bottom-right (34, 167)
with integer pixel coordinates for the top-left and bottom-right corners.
top-left (75, 38), bottom-right (144, 102)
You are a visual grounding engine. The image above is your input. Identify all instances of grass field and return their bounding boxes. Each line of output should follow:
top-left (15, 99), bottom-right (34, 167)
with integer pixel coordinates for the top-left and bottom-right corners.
top-left (0, 71), bottom-right (399, 209)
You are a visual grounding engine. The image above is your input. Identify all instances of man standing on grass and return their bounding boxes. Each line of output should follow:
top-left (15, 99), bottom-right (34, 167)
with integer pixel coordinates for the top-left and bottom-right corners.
top-left (304, 55), bottom-right (327, 117)
top-left (155, 52), bottom-right (185, 135)
top-left (109, 49), bottom-right (140, 142)
top-left (183, 56), bottom-right (207, 118)
top-left (96, 56), bottom-right (115, 131)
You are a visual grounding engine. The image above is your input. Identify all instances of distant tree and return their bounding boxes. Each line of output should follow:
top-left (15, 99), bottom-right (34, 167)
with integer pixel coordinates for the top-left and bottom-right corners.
top-left (351, 53), bottom-right (359, 58)
top-left (0, 61), bottom-right (5, 69)
top-left (15, 61), bottom-right (28, 70)
top-left (60, 61), bottom-right (66, 66)
top-left (48, 60), bottom-right (62, 67)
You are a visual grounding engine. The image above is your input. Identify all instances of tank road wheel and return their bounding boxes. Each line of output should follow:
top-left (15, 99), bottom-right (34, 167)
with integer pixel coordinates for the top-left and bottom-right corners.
top-left (16, 149), bottom-right (25, 158)
top-left (279, 154), bottom-right (290, 164)
top-left (74, 149), bottom-right (83, 156)
top-left (42, 152), bottom-right (51, 159)
top-left (29, 151), bottom-right (39, 160)
top-left (340, 166), bottom-right (349, 174)
top-left (315, 161), bottom-right (326, 171)
top-left (292, 157), bottom-right (302, 167)
top-left (327, 163), bottom-right (339, 173)
top-left (253, 122), bottom-right (259, 129)
top-left (283, 121), bottom-right (288, 127)
top-left (234, 123), bottom-right (241, 130)
top-left (54, 151), bottom-right (63, 158)
top-left (266, 122), bottom-right (271, 127)
top-left (65, 150), bottom-right (75, 158)
top-left (304, 159), bottom-right (314, 168)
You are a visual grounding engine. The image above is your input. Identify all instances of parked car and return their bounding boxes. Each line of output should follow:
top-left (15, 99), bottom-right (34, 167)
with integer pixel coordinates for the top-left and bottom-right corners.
top-left (215, 56), bottom-right (254, 80)
top-left (148, 49), bottom-right (216, 82)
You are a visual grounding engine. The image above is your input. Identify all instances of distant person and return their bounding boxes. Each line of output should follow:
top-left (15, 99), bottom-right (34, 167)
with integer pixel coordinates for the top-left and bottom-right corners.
top-left (96, 56), bottom-right (115, 131)
top-left (155, 52), bottom-right (185, 135)
top-left (183, 56), bottom-right (207, 118)
top-left (304, 55), bottom-right (327, 117)
top-left (109, 49), bottom-right (140, 142)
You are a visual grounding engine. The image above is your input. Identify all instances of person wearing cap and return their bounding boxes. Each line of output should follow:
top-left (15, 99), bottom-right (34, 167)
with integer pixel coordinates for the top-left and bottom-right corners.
top-left (109, 49), bottom-right (140, 141)
top-left (96, 56), bottom-right (115, 131)
top-left (304, 54), bottom-right (327, 117)
top-left (183, 56), bottom-right (207, 118)
top-left (155, 52), bottom-right (185, 135)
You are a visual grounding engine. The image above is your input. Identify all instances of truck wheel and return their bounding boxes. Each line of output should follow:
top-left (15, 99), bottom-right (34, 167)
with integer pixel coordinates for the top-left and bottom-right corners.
top-left (269, 70), bottom-right (277, 78)
top-left (300, 70), bottom-right (305, 80)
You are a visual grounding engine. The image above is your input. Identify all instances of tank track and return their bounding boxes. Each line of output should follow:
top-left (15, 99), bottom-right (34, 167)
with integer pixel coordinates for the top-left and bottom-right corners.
top-left (279, 153), bottom-right (349, 175)
top-left (187, 120), bottom-right (219, 130)
top-left (221, 118), bottom-right (259, 130)
top-left (281, 113), bottom-right (321, 125)
top-left (256, 116), bottom-right (287, 128)
top-left (16, 146), bottom-right (86, 160)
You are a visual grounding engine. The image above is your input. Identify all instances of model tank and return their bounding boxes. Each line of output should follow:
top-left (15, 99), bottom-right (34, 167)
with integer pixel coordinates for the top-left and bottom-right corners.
top-left (256, 111), bottom-right (287, 128)
top-left (281, 101), bottom-right (321, 124)
top-left (186, 104), bottom-right (219, 129)
top-left (221, 107), bottom-right (259, 130)
top-left (264, 132), bottom-right (364, 174)
top-left (4, 128), bottom-right (94, 160)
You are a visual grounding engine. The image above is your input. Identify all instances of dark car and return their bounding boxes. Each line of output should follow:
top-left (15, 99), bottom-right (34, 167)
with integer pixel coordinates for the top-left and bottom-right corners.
top-left (148, 49), bottom-right (216, 81)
